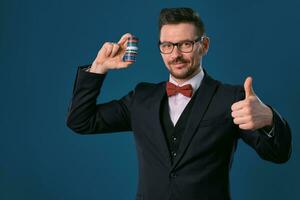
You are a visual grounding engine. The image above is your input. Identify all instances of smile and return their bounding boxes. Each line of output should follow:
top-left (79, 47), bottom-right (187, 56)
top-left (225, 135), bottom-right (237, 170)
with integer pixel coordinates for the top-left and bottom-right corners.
top-left (172, 62), bottom-right (187, 68)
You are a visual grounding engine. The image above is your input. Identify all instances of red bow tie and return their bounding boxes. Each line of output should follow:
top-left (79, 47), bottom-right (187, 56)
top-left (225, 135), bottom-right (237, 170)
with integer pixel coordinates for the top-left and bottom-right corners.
top-left (166, 82), bottom-right (193, 97)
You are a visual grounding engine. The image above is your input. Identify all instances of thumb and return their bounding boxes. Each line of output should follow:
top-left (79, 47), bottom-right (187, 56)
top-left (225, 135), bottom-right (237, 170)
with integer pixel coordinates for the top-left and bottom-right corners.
top-left (118, 33), bottom-right (133, 46)
top-left (244, 76), bottom-right (255, 98)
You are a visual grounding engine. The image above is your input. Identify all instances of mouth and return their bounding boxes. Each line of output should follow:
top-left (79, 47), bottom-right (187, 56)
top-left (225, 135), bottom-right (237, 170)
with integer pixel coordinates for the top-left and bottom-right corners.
top-left (172, 62), bottom-right (188, 69)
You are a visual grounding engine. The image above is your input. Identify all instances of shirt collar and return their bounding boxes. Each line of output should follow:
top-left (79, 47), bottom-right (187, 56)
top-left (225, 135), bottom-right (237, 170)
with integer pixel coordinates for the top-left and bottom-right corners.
top-left (169, 67), bottom-right (204, 95)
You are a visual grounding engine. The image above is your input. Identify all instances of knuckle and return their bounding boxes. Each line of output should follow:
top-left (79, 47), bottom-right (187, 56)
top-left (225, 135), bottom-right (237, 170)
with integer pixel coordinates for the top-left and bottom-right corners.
top-left (231, 104), bottom-right (237, 110)
top-left (231, 105), bottom-right (236, 110)
top-left (233, 118), bottom-right (238, 124)
top-left (104, 42), bottom-right (113, 48)
top-left (231, 111), bottom-right (235, 117)
top-left (114, 44), bottom-right (120, 50)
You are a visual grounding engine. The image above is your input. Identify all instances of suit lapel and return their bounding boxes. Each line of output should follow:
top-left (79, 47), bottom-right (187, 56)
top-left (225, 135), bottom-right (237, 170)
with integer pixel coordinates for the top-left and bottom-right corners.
top-left (171, 72), bottom-right (220, 169)
top-left (150, 82), bottom-right (172, 167)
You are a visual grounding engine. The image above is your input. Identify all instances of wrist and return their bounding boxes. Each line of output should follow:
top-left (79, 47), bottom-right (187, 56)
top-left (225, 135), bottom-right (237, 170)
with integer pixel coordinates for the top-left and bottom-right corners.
top-left (90, 62), bottom-right (108, 74)
top-left (264, 106), bottom-right (274, 127)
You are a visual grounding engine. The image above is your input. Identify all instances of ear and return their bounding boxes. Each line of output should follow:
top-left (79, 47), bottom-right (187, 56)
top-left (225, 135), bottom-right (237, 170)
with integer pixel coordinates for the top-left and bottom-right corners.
top-left (200, 36), bottom-right (210, 55)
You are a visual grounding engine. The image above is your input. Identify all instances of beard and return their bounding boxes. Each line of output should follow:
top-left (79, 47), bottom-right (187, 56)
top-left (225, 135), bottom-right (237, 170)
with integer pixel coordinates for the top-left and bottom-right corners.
top-left (167, 57), bottom-right (199, 80)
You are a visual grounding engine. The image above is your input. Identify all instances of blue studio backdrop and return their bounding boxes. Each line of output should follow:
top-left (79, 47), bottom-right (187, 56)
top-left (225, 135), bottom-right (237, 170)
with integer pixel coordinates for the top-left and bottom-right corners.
top-left (1, 0), bottom-right (299, 199)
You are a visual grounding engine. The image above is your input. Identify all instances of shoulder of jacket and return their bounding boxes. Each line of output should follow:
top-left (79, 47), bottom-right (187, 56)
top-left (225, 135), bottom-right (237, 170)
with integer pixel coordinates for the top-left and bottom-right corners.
top-left (215, 81), bottom-right (244, 101)
top-left (135, 81), bottom-right (164, 91)
top-left (206, 75), bottom-right (244, 99)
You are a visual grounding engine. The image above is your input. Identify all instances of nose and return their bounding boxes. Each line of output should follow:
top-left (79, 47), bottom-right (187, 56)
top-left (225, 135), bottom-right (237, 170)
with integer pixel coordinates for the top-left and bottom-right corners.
top-left (171, 45), bottom-right (182, 58)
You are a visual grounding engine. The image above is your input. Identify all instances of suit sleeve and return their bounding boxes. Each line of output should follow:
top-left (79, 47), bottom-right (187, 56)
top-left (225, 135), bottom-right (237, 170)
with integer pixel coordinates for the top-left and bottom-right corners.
top-left (235, 86), bottom-right (292, 163)
top-left (66, 66), bottom-right (133, 134)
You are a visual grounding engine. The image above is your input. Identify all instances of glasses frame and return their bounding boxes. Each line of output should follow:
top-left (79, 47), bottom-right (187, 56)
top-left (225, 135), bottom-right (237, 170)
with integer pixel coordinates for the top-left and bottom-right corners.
top-left (158, 36), bottom-right (204, 54)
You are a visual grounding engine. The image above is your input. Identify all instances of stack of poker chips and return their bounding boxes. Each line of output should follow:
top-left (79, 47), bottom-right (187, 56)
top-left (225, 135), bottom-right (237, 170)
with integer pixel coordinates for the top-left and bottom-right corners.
top-left (123, 36), bottom-right (139, 62)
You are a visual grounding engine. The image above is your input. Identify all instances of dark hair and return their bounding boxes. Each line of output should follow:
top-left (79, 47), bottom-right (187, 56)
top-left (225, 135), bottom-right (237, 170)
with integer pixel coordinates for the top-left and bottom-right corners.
top-left (159, 8), bottom-right (205, 36)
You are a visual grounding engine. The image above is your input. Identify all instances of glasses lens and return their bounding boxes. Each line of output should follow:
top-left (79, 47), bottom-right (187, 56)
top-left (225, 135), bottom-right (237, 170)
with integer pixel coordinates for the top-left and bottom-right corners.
top-left (178, 41), bottom-right (193, 53)
top-left (160, 42), bottom-right (173, 54)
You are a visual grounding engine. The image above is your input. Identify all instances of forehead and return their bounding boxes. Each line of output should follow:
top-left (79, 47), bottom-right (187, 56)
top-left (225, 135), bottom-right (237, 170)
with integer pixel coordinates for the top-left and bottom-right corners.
top-left (160, 23), bottom-right (197, 42)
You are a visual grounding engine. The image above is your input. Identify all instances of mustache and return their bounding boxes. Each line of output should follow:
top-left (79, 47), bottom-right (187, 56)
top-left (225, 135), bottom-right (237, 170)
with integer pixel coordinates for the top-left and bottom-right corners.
top-left (169, 57), bottom-right (189, 65)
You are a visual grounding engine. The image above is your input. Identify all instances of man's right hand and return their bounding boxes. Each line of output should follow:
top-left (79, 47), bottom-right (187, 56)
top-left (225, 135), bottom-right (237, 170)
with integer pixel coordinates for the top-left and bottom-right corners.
top-left (89, 33), bottom-right (134, 74)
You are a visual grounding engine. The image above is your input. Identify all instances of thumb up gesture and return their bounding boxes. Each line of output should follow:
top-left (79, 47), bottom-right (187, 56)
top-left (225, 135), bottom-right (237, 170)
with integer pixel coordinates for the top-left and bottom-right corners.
top-left (231, 77), bottom-right (273, 130)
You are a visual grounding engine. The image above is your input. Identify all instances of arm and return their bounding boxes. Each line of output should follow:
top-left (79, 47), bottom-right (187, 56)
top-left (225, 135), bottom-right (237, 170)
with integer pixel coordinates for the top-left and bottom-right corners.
top-left (66, 33), bottom-right (135, 134)
top-left (66, 66), bottom-right (133, 134)
top-left (234, 85), bottom-right (292, 163)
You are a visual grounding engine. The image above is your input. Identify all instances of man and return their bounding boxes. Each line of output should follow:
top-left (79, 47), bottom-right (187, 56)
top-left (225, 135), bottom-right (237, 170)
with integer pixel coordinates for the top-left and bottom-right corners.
top-left (67, 8), bottom-right (291, 200)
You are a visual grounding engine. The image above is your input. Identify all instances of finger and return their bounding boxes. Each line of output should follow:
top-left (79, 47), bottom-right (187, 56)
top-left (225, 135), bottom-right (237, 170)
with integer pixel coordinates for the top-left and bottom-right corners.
top-left (244, 76), bottom-right (255, 99)
top-left (110, 43), bottom-right (120, 58)
top-left (97, 42), bottom-right (113, 61)
top-left (238, 123), bottom-right (255, 130)
top-left (231, 100), bottom-right (247, 111)
top-left (231, 109), bottom-right (247, 118)
top-left (104, 42), bottom-right (113, 57)
top-left (97, 45), bottom-right (107, 61)
top-left (233, 116), bottom-right (250, 125)
top-left (118, 33), bottom-right (133, 46)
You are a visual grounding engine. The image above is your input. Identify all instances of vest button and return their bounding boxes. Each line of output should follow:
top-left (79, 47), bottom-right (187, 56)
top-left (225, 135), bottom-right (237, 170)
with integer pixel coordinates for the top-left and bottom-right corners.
top-left (170, 172), bottom-right (177, 178)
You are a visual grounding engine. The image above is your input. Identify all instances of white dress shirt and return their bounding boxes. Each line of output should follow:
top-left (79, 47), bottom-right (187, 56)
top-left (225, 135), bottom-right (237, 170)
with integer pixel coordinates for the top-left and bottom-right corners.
top-left (168, 69), bottom-right (204, 126)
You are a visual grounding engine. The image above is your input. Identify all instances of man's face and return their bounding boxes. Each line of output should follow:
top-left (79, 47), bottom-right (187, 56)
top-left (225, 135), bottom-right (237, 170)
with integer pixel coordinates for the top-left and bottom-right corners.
top-left (159, 23), bottom-right (209, 82)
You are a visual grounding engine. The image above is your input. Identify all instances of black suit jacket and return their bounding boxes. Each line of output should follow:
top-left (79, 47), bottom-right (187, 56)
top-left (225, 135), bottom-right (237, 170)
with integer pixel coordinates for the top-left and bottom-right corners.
top-left (67, 67), bottom-right (291, 200)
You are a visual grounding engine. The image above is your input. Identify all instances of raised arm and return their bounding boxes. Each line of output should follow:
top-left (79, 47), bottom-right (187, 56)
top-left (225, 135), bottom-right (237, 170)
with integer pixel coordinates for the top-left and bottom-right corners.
top-left (66, 33), bottom-right (136, 134)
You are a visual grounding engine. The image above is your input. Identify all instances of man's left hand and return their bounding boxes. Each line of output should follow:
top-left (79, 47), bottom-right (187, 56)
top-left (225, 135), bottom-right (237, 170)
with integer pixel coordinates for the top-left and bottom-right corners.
top-left (231, 77), bottom-right (273, 131)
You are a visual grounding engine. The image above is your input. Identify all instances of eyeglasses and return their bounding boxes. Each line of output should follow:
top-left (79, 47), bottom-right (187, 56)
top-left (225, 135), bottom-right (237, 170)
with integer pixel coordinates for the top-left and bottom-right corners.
top-left (158, 36), bottom-right (204, 54)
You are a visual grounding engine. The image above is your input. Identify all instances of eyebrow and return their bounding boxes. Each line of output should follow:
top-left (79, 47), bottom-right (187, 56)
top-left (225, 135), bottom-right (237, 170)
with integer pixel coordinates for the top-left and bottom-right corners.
top-left (160, 39), bottom-right (194, 43)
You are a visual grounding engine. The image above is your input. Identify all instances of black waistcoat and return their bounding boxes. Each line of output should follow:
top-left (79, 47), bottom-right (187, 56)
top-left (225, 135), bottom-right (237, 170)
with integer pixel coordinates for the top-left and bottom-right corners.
top-left (160, 92), bottom-right (198, 163)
